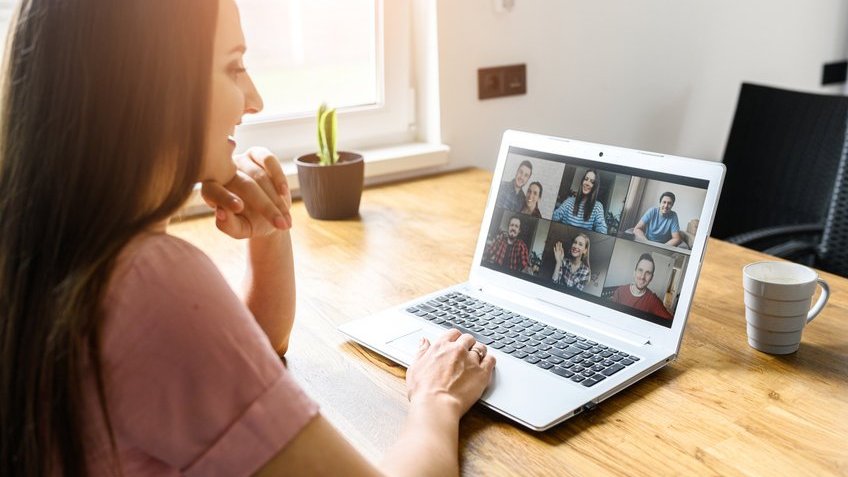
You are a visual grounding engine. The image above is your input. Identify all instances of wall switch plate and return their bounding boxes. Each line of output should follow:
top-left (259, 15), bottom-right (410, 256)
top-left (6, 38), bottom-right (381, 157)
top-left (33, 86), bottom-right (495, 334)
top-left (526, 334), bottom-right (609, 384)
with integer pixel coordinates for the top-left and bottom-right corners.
top-left (822, 60), bottom-right (847, 86)
top-left (478, 64), bottom-right (527, 100)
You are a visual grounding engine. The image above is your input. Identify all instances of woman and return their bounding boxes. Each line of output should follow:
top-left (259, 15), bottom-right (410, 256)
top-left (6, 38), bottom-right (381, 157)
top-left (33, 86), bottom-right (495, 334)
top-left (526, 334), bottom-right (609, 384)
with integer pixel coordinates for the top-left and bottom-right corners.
top-left (0, 1), bottom-right (494, 475)
top-left (520, 181), bottom-right (543, 218)
top-left (552, 169), bottom-right (608, 233)
top-left (552, 233), bottom-right (592, 291)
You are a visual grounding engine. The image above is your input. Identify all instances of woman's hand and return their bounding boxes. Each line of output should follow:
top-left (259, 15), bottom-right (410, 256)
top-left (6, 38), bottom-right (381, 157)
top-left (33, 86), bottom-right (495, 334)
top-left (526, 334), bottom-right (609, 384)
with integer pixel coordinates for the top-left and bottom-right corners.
top-left (201, 147), bottom-right (292, 239)
top-left (553, 241), bottom-right (565, 265)
top-left (406, 329), bottom-right (495, 419)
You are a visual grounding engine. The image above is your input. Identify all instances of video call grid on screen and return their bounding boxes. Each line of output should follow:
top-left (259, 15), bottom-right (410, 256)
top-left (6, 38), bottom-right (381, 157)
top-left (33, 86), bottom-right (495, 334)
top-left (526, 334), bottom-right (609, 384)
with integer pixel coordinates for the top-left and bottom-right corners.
top-left (482, 146), bottom-right (709, 328)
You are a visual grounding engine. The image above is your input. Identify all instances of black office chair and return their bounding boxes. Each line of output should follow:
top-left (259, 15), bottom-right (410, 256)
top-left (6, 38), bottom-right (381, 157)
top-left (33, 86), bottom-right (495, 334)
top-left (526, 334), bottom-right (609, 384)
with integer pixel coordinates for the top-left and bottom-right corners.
top-left (712, 83), bottom-right (848, 268)
top-left (762, 131), bottom-right (848, 277)
top-left (819, 147), bottom-right (848, 276)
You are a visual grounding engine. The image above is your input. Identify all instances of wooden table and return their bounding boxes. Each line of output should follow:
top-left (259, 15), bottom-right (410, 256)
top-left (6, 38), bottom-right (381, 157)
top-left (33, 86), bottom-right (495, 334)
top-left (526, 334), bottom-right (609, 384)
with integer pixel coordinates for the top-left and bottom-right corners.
top-left (170, 169), bottom-right (848, 476)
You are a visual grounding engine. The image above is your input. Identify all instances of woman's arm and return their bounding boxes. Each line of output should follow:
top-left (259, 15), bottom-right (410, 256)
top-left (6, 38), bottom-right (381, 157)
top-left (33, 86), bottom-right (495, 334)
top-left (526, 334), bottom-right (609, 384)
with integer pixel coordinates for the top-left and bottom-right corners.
top-left (244, 230), bottom-right (295, 354)
top-left (552, 241), bottom-right (564, 283)
top-left (551, 198), bottom-right (570, 223)
top-left (255, 330), bottom-right (495, 477)
top-left (593, 203), bottom-right (608, 234)
top-left (200, 147), bottom-right (295, 355)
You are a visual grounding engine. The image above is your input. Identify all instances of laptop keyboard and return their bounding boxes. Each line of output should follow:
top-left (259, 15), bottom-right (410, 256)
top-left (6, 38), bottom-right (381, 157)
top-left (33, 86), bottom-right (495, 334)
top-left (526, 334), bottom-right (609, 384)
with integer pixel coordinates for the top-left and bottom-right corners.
top-left (405, 292), bottom-right (640, 388)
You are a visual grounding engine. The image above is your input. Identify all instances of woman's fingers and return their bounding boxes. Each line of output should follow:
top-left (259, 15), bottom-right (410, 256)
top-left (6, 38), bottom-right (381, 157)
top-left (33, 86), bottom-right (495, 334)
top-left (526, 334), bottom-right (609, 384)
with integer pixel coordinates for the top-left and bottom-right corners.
top-left (415, 337), bottom-right (431, 361)
top-left (234, 152), bottom-right (285, 212)
top-left (439, 328), bottom-right (462, 343)
top-left (202, 148), bottom-right (294, 239)
top-left (213, 204), bottom-right (252, 238)
top-left (248, 146), bottom-right (290, 203)
top-left (213, 171), bottom-right (288, 236)
top-left (454, 333), bottom-right (476, 351)
top-left (405, 327), bottom-right (496, 416)
top-left (481, 354), bottom-right (496, 373)
top-left (201, 181), bottom-right (244, 213)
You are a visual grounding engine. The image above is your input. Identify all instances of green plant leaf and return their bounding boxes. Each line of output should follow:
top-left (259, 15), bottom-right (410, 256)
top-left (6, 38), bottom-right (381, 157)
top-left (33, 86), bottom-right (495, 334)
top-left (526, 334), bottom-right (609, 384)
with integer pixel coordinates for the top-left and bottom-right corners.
top-left (317, 103), bottom-right (328, 164)
top-left (315, 103), bottom-right (340, 166)
top-left (326, 108), bottom-right (338, 164)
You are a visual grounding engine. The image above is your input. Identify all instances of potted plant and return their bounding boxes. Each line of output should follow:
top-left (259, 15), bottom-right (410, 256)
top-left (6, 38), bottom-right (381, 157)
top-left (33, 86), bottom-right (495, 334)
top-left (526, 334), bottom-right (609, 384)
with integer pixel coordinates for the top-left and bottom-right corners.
top-left (294, 104), bottom-right (364, 219)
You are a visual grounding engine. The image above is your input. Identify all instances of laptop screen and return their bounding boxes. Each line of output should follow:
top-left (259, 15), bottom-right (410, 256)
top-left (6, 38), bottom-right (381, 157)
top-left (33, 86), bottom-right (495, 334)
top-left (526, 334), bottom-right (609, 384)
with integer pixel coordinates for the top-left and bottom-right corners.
top-left (481, 146), bottom-right (710, 328)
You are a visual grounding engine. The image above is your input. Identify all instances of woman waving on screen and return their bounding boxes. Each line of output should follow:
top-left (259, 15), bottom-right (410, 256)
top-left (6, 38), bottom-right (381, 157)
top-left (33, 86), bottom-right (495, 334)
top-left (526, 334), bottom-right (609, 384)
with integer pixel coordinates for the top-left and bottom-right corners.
top-left (552, 233), bottom-right (592, 290)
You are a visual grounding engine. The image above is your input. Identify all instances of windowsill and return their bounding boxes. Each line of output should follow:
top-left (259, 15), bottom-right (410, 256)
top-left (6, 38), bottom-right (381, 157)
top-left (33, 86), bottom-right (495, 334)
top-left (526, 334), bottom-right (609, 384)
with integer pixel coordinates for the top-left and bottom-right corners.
top-left (179, 142), bottom-right (450, 218)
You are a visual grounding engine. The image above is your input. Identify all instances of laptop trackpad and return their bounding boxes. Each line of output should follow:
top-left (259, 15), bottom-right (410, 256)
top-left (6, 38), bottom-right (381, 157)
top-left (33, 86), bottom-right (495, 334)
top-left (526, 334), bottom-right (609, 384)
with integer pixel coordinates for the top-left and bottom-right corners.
top-left (386, 328), bottom-right (442, 363)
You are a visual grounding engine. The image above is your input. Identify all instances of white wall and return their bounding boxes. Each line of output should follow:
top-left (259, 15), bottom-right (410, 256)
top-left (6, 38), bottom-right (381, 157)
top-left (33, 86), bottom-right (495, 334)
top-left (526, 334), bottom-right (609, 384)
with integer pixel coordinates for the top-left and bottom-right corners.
top-left (437, 0), bottom-right (848, 170)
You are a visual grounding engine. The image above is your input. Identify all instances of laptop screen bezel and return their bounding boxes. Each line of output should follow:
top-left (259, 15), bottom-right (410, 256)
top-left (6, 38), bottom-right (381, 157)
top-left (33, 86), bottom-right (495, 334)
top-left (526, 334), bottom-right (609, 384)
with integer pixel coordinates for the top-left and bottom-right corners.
top-left (469, 130), bottom-right (725, 353)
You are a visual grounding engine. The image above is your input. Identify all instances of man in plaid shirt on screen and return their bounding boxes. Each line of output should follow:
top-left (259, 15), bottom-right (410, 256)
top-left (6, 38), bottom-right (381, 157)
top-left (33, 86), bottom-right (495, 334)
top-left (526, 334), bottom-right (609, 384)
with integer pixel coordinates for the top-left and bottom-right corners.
top-left (485, 216), bottom-right (530, 272)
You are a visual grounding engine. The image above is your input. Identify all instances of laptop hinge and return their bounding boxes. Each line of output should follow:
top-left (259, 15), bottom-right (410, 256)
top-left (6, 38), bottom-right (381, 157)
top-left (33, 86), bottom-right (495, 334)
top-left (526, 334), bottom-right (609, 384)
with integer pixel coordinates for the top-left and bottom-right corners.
top-left (536, 297), bottom-right (653, 347)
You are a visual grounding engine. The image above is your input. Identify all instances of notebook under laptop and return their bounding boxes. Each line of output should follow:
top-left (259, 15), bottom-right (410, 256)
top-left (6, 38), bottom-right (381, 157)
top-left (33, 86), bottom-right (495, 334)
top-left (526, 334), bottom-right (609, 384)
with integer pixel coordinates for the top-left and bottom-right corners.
top-left (339, 130), bottom-right (725, 431)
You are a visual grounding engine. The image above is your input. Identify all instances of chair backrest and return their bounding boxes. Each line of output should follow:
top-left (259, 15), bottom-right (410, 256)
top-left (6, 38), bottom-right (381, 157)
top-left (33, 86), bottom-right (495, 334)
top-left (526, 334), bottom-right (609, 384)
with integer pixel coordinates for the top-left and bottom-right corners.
top-left (817, 120), bottom-right (848, 277)
top-left (712, 83), bottom-right (848, 240)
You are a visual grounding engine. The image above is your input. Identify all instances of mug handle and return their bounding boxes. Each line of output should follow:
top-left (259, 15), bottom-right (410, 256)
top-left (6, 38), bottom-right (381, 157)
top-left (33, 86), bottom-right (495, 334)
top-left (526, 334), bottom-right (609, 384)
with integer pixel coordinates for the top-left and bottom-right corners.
top-left (806, 278), bottom-right (830, 324)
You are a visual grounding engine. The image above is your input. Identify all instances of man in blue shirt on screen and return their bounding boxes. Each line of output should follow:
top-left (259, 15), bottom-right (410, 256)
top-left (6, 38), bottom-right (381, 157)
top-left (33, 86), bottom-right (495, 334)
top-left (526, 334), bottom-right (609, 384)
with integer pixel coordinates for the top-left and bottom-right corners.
top-left (634, 192), bottom-right (682, 246)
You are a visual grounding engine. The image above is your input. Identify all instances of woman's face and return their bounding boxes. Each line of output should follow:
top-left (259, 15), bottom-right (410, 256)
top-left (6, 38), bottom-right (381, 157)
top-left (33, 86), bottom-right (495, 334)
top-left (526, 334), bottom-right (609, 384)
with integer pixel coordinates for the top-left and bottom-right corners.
top-left (526, 183), bottom-right (541, 209)
top-left (202, 0), bottom-right (264, 184)
top-left (581, 171), bottom-right (596, 196)
top-left (571, 235), bottom-right (588, 259)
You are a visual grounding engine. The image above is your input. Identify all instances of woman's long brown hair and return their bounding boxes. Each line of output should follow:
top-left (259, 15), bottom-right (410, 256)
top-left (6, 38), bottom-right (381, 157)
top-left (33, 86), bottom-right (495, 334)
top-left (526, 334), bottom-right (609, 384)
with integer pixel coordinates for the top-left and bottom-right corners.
top-left (0, 1), bottom-right (217, 474)
top-left (572, 169), bottom-right (600, 221)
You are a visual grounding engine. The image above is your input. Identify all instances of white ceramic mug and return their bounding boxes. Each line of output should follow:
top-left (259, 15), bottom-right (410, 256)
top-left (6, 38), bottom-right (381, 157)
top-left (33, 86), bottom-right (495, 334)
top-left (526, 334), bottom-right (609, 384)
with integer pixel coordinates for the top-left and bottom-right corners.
top-left (742, 261), bottom-right (830, 354)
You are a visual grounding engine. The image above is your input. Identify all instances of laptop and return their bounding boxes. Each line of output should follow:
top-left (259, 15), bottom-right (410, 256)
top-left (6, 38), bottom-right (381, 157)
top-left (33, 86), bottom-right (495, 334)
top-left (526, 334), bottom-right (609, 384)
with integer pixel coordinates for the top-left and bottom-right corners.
top-left (339, 130), bottom-right (725, 431)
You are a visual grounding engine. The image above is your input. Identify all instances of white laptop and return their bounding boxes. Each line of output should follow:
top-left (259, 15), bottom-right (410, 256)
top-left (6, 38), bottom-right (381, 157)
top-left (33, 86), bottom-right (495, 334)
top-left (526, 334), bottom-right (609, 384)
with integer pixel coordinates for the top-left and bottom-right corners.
top-left (339, 130), bottom-right (725, 431)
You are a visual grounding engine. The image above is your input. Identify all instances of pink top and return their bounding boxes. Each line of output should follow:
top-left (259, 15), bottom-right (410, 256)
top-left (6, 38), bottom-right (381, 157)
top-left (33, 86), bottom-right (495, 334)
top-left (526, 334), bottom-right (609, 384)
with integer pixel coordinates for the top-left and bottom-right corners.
top-left (83, 233), bottom-right (318, 476)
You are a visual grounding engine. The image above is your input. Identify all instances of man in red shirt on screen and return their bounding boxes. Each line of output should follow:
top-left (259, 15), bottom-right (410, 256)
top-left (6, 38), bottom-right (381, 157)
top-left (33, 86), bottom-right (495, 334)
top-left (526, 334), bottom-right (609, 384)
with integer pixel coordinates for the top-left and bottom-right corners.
top-left (611, 253), bottom-right (673, 319)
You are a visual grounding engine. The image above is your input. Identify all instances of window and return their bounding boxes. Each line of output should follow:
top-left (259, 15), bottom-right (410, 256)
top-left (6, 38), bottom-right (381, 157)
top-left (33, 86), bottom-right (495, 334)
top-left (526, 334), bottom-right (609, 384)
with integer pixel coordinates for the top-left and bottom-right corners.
top-left (0, 0), bottom-right (447, 209)
top-left (236, 0), bottom-right (380, 120)
top-left (234, 0), bottom-right (419, 161)
top-left (0, 1), bottom-right (417, 159)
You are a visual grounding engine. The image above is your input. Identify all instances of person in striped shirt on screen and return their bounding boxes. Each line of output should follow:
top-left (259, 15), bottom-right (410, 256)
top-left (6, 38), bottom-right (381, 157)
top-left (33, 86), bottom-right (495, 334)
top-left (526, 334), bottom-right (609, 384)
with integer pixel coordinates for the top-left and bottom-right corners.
top-left (552, 169), bottom-right (608, 234)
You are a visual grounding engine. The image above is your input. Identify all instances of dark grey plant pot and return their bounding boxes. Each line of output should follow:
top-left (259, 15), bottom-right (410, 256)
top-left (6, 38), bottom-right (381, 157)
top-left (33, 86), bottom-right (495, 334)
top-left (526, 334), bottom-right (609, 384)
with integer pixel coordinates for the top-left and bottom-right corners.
top-left (294, 152), bottom-right (364, 220)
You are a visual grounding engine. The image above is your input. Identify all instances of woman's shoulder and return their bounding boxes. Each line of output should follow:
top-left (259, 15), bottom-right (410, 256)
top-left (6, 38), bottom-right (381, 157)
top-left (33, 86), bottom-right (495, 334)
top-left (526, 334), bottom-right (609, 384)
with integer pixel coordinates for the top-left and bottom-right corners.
top-left (555, 196), bottom-right (574, 212)
top-left (113, 233), bottom-right (213, 280)
top-left (124, 231), bottom-right (207, 262)
top-left (593, 200), bottom-right (606, 213)
top-left (106, 232), bottom-right (229, 314)
top-left (96, 236), bottom-right (319, 474)
top-left (100, 232), bottom-right (258, 375)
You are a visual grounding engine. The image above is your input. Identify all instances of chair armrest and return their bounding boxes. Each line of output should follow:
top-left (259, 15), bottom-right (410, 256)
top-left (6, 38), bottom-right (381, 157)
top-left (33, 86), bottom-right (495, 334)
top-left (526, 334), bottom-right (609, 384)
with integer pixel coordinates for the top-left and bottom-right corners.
top-left (725, 223), bottom-right (823, 246)
top-left (763, 240), bottom-right (819, 260)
